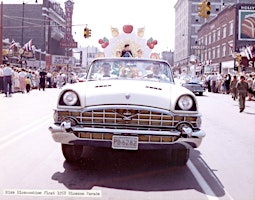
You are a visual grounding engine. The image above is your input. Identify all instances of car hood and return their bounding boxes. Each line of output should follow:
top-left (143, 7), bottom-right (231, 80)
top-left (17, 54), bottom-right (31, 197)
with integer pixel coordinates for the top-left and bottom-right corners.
top-left (66, 80), bottom-right (193, 110)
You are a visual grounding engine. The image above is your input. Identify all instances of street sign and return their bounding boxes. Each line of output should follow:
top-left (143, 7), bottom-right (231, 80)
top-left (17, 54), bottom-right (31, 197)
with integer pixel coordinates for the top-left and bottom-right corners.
top-left (191, 45), bottom-right (205, 50)
top-left (60, 41), bottom-right (77, 48)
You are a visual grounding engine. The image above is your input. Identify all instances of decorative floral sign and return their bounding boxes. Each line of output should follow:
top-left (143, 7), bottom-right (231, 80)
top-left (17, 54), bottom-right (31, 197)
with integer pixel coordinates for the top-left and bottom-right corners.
top-left (98, 25), bottom-right (158, 58)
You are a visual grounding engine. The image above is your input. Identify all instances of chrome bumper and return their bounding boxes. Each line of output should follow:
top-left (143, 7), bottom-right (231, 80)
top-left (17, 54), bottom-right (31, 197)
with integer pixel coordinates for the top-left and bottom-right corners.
top-left (49, 123), bottom-right (205, 149)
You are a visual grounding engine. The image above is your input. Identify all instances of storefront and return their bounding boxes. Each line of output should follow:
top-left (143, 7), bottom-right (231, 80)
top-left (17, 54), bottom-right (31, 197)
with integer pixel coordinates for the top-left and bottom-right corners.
top-left (221, 60), bottom-right (235, 74)
top-left (241, 57), bottom-right (255, 73)
top-left (204, 63), bottom-right (220, 74)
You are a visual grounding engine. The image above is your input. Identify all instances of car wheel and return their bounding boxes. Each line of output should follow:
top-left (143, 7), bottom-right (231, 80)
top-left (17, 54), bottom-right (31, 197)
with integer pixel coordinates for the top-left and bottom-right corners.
top-left (170, 148), bottom-right (190, 166)
top-left (198, 92), bottom-right (203, 96)
top-left (61, 144), bottom-right (84, 163)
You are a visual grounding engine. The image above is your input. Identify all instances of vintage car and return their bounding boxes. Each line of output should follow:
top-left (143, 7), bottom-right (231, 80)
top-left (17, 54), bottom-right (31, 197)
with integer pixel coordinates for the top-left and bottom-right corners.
top-left (49, 58), bottom-right (205, 165)
top-left (180, 76), bottom-right (206, 96)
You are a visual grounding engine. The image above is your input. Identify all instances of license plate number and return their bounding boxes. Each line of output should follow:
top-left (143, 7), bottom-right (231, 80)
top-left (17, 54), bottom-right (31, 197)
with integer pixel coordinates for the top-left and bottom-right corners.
top-left (112, 136), bottom-right (138, 150)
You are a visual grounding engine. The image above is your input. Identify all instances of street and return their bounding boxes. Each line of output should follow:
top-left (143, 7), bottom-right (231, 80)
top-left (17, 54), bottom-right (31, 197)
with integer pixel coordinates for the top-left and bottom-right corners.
top-left (0, 88), bottom-right (254, 200)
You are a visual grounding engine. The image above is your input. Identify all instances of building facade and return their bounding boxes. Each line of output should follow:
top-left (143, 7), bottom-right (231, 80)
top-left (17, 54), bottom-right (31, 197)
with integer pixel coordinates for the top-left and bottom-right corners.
top-left (197, 3), bottom-right (255, 74)
top-left (174, 0), bottom-right (254, 73)
top-left (2, 0), bottom-right (76, 69)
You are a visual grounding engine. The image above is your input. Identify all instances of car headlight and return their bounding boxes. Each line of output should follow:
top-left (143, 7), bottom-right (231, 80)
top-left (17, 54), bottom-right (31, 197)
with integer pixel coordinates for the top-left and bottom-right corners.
top-left (178, 95), bottom-right (193, 110)
top-left (63, 91), bottom-right (78, 106)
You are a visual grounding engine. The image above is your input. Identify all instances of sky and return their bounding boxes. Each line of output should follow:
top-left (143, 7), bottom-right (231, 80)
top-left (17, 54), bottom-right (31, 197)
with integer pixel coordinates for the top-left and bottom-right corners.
top-left (4, 0), bottom-right (177, 53)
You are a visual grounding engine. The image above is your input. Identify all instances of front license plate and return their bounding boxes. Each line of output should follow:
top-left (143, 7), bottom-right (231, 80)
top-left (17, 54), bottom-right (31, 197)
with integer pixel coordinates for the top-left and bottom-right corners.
top-left (112, 135), bottom-right (138, 150)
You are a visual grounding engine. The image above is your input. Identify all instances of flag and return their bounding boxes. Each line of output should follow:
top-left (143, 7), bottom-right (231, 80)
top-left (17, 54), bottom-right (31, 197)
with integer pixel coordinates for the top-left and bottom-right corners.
top-left (244, 46), bottom-right (253, 60)
top-left (23, 39), bottom-right (33, 51)
top-left (227, 41), bottom-right (234, 53)
top-left (9, 39), bottom-right (17, 49)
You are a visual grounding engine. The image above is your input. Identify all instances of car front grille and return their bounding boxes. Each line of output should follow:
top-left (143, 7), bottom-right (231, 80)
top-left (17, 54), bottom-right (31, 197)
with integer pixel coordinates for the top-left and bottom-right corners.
top-left (75, 132), bottom-right (179, 143)
top-left (56, 107), bottom-right (199, 130)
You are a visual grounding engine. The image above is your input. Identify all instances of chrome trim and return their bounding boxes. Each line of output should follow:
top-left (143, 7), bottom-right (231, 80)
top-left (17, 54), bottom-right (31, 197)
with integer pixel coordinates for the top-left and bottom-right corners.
top-left (49, 124), bottom-right (205, 148)
top-left (54, 105), bottom-right (201, 130)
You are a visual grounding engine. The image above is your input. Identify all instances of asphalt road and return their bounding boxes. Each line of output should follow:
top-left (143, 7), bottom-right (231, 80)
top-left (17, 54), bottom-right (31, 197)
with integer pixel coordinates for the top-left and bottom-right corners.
top-left (0, 88), bottom-right (254, 200)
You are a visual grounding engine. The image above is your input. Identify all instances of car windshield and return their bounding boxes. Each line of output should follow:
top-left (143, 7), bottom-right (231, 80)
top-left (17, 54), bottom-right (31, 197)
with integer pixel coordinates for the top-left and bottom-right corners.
top-left (87, 58), bottom-right (174, 83)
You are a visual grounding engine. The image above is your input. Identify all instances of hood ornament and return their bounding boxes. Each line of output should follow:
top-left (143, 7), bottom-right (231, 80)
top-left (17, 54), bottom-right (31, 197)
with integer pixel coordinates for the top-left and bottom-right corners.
top-left (125, 92), bottom-right (130, 99)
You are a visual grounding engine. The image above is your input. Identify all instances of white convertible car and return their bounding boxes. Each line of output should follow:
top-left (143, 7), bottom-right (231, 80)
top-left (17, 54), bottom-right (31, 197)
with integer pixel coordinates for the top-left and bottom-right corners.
top-left (49, 58), bottom-right (205, 165)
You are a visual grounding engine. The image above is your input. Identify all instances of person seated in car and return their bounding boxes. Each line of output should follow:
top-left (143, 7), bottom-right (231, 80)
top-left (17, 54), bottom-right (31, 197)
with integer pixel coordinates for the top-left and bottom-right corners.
top-left (95, 63), bottom-right (117, 79)
top-left (145, 63), bottom-right (168, 81)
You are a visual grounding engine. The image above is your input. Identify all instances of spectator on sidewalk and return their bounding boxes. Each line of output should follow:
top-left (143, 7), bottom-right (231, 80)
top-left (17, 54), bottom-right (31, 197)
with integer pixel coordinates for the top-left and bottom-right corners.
top-left (236, 75), bottom-right (249, 113)
top-left (211, 73), bottom-right (217, 93)
top-left (230, 75), bottom-right (238, 100)
top-left (19, 68), bottom-right (27, 93)
top-left (225, 74), bottom-right (231, 94)
top-left (3, 63), bottom-right (14, 97)
top-left (25, 76), bottom-right (31, 93)
top-left (39, 69), bottom-right (47, 91)
top-left (247, 74), bottom-right (253, 101)
top-left (0, 64), bottom-right (4, 93)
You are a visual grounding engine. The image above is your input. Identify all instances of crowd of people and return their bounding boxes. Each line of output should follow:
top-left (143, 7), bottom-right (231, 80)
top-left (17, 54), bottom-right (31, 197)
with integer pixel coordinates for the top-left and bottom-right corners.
top-left (204, 72), bottom-right (255, 112)
top-left (1, 60), bottom-right (255, 113)
top-left (0, 63), bottom-right (77, 97)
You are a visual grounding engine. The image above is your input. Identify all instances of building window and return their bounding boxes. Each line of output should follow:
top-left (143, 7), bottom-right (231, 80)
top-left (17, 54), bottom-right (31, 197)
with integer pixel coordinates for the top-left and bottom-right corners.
top-left (217, 29), bottom-right (221, 41)
top-left (222, 44), bottom-right (226, 57)
top-left (229, 21), bottom-right (234, 36)
top-left (208, 49), bottom-right (211, 60)
top-left (212, 47), bottom-right (215, 59)
top-left (212, 31), bottom-right (216, 43)
top-left (208, 33), bottom-right (211, 44)
top-left (217, 46), bottom-right (220, 58)
top-left (222, 25), bottom-right (227, 38)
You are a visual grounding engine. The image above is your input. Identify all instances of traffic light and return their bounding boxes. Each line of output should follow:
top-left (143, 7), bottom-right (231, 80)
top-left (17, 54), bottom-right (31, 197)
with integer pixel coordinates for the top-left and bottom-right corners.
top-left (198, 0), bottom-right (211, 18)
top-left (236, 53), bottom-right (242, 64)
top-left (235, 53), bottom-right (242, 72)
top-left (205, 1), bottom-right (211, 18)
top-left (84, 28), bottom-right (88, 38)
top-left (88, 29), bottom-right (91, 38)
top-left (198, 2), bottom-right (205, 18)
top-left (84, 28), bottom-right (91, 39)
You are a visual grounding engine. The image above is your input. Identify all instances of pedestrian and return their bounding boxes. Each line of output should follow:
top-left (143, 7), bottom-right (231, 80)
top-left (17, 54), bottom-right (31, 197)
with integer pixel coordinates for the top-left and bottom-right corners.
top-left (236, 75), bottom-right (249, 113)
top-left (46, 71), bottom-right (52, 88)
top-left (217, 74), bottom-right (223, 94)
top-left (121, 44), bottom-right (133, 57)
top-left (230, 75), bottom-right (238, 100)
top-left (225, 74), bottom-right (231, 94)
top-left (39, 69), bottom-right (47, 91)
top-left (25, 76), bottom-right (31, 93)
top-left (57, 73), bottom-right (63, 89)
top-left (210, 73), bottom-right (217, 93)
top-left (247, 74), bottom-right (253, 101)
top-left (206, 74), bottom-right (211, 92)
top-left (251, 73), bottom-right (255, 97)
top-left (0, 64), bottom-right (4, 93)
top-left (13, 68), bottom-right (20, 93)
top-left (3, 63), bottom-right (14, 97)
top-left (19, 69), bottom-right (27, 93)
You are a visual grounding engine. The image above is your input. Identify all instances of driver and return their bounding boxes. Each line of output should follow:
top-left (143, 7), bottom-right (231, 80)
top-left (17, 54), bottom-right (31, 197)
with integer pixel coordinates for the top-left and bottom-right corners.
top-left (146, 63), bottom-right (168, 80)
